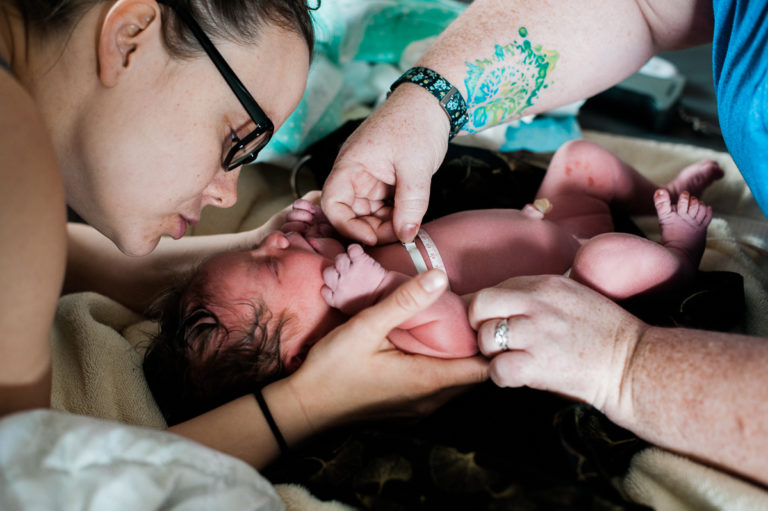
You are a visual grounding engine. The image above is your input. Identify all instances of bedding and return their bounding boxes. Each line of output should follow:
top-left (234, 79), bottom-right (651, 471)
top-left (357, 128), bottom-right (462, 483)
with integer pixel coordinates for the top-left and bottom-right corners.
top-left (0, 409), bottom-right (284, 510)
top-left (38, 130), bottom-right (768, 509)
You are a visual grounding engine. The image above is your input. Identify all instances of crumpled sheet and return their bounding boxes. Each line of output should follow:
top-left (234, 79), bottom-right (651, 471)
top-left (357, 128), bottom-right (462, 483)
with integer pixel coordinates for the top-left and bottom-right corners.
top-left (0, 410), bottom-right (284, 511)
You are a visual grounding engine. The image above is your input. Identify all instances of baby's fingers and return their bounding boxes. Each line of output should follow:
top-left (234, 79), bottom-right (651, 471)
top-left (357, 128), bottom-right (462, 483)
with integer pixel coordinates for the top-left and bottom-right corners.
top-left (323, 264), bottom-right (340, 289)
top-left (280, 221), bottom-right (309, 234)
top-left (292, 198), bottom-right (320, 213)
top-left (286, 208), bottom-right (315, 224)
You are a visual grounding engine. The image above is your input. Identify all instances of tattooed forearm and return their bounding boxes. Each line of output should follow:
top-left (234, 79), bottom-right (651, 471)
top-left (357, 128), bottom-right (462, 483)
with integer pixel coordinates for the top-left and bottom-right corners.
top-left (463, 27), bottom-right (559, 132)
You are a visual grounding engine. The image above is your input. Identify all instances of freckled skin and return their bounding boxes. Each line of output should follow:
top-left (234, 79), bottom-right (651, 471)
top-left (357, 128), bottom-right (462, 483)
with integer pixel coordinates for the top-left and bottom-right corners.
top-left (456, 24), bottom-right (560, 132)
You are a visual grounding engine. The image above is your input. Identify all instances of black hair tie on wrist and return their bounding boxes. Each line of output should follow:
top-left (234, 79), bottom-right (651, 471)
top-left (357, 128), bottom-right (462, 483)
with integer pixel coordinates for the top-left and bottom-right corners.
top-left (254, 389), bottom-right (288, 455)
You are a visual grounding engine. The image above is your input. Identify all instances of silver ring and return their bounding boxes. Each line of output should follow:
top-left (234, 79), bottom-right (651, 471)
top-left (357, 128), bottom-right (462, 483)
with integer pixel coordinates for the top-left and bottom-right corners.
top-left (494, 319), bottom-right (510, 351)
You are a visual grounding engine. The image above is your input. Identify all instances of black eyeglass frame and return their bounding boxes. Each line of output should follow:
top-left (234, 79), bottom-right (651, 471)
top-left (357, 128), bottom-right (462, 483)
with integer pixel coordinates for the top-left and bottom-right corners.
top-left (158, 0), bottom-right (275, 170)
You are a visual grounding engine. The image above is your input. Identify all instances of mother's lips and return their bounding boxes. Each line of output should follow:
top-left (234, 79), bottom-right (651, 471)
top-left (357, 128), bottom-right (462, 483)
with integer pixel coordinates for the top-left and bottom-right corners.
top-left (172, 216), bottom-right (201, 240)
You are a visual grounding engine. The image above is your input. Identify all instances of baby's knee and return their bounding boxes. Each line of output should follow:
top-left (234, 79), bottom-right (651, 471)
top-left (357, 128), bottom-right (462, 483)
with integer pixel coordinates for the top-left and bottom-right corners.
top-left (571, 234), bottom-right (647, 299)
top-left (572, 235), bottom-right (620, 277)
top-left (552, 139), bottom-right (603, 161)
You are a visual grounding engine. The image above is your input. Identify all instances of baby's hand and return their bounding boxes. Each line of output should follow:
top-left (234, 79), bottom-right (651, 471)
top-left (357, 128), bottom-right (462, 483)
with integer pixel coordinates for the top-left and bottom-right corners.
top-left (322, 244), bottom-right (389, 315)
top-left (281, 199), bottom-right (335, 238)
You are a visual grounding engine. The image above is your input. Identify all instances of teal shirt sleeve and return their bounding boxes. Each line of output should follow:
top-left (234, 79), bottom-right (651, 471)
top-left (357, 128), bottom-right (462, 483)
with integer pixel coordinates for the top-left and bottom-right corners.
top-left (712, 0), bottom-right (768, 218)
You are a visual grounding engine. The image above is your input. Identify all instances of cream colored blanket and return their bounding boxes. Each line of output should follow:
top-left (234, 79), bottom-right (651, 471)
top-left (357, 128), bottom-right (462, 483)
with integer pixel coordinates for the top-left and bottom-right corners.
top-left (50, 131), bottom-right (768, 509)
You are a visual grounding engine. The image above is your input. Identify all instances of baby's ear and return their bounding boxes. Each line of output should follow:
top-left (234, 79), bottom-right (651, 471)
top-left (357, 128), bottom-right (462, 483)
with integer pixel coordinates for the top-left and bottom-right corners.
top-left (283, 351), bottom-right (306, 374)
top-left (281, 330), bottom-right (309, 374)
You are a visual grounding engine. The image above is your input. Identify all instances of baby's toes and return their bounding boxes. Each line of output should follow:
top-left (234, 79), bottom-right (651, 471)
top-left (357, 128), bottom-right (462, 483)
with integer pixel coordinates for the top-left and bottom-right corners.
top-left (675, 191), bottom-right (690, 214)
top-left (685, 195), bottom-right (701, 219)
top-left (694, 201), bottom-right (713, 226)
top-left (654, 189), bottom-right (673, 216)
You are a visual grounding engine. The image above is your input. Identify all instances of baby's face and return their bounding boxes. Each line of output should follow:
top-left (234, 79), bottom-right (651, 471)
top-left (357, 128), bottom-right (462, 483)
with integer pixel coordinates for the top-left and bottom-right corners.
top-left (199, 230), bottom-right (346, 371)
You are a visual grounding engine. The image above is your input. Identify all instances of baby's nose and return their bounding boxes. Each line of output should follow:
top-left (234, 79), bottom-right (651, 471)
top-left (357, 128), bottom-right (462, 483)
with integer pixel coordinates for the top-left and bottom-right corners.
top-left (263, 230), bottom-right (290, 249)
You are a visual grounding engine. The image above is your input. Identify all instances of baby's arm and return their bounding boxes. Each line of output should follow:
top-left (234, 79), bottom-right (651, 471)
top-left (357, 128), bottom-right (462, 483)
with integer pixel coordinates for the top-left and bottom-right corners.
top-left (322, 245), bottom-right (477, 358)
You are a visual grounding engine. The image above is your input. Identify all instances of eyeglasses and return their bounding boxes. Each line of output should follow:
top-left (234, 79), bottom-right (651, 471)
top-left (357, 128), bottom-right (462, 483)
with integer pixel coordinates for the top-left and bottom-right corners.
top-left (158, 0), bottom-right (275, 171)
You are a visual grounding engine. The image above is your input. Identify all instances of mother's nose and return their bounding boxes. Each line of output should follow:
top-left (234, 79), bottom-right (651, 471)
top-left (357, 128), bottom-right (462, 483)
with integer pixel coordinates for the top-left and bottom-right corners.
top-left (202, 167), bottom-right (239, 208)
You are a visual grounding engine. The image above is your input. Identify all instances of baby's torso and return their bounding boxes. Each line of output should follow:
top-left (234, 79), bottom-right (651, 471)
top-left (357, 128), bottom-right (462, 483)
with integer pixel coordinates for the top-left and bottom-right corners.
top-left (367, 209), bottom-right (580, 296)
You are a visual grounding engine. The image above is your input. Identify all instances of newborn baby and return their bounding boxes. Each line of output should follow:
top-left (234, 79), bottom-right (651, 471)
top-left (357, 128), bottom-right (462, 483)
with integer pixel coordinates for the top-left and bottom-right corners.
top-left (143, 140), bottom-right (723, 423)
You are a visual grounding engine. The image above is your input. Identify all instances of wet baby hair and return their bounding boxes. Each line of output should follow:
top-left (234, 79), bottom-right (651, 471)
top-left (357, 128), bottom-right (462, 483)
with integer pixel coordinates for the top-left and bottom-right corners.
top-left (143, 265), bottom-right (290, 425)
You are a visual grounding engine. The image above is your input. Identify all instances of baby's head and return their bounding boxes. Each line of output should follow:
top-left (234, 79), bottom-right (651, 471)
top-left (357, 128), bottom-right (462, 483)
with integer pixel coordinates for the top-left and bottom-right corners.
top-left (143, 230), bottom-right (346, 425)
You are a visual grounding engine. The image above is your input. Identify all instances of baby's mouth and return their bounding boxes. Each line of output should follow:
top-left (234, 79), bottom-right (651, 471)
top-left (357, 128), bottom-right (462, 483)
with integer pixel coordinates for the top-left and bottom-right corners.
top-left (306, 236), bottom-right (321, 253)
top-left (285, 231), bottom-right (320, 254)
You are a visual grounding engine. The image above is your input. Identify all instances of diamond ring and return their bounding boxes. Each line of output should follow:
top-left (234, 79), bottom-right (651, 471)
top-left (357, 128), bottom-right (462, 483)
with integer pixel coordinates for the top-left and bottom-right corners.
top-left (494, 319), bottom-right (510, 351)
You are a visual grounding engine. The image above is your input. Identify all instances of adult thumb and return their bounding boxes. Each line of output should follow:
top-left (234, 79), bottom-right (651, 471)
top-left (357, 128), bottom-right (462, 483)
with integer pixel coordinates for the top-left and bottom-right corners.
top-left (392, 170), bottom-right (431, 243)
top-left (352, 269), bottom-right (448, 336)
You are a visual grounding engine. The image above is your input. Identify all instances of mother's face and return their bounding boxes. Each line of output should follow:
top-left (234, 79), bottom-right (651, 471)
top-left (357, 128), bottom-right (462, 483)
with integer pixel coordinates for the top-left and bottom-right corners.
top-left (73, 18), bottom-right (309, 256)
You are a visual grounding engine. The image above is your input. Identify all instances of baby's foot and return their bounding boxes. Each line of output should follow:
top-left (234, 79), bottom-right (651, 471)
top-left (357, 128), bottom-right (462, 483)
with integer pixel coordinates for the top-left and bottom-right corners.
top-left (665, 160), bottom-right (724, 201)
top-left (322, 244), bottom-right (389, 315)
top-left (655, 189), bottom-right (712, 267)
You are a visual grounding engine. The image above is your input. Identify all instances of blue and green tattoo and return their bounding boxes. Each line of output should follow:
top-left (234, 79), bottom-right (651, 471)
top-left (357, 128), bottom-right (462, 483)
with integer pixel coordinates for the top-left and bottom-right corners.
top-left (463, 27), bottom-right (559, 132)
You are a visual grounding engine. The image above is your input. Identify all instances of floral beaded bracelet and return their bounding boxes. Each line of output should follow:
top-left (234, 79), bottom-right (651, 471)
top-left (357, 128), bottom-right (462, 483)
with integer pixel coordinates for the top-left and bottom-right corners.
top-left (389, 66), bottom-right (469, 140)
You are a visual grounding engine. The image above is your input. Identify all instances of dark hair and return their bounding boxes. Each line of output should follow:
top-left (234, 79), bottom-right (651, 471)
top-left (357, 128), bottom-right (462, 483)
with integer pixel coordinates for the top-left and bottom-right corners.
top-left (7, 0), bottom-right (316, 57)
top-left (143, 267), bottom-right (289, 426)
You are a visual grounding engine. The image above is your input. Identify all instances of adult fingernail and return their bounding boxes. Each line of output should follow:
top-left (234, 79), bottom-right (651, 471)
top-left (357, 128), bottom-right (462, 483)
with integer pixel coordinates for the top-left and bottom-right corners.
top-left (420, 269), bottom-right (447, 292)
top-left (400, 223), bottom-right (419, 243)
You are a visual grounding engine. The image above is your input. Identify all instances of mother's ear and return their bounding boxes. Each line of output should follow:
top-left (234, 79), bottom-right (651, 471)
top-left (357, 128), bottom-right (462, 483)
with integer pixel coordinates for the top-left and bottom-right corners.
top-left (97, 0), bottom-right (163, 87)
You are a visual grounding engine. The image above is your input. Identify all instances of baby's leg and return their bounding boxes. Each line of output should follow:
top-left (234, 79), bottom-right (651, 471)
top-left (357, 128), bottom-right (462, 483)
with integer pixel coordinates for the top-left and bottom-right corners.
top-left (537, 140), bottom-right (722, 239)
top-left (570, 190), bottom-right (712, 300)
top-left (537, 140), bottom-right (660, 215)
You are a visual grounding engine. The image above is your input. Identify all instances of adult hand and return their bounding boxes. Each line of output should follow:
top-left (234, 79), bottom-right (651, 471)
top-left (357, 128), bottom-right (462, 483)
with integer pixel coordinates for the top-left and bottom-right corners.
top-left (468, 275), bottom-right (647, 422)
top-left (287, 269), bottom-right (489, 433)
top-left (321, 86), bottom-right (451, 245)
